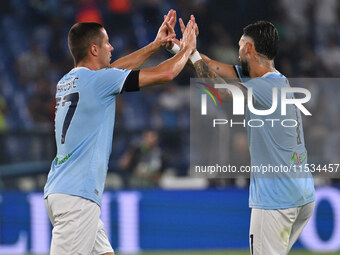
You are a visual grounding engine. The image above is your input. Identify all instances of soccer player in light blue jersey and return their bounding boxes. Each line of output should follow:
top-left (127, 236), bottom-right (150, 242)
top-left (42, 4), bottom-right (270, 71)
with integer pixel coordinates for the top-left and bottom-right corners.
top-left (169, 17), bottom-right (315, 254)
top-left (44, 10), bottom-right (197, 255)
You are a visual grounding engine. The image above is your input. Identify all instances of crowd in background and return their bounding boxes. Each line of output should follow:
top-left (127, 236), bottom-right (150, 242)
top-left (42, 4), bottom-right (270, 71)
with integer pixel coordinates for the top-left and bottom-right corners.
top-left (0, 0), bottom-right (339, 190)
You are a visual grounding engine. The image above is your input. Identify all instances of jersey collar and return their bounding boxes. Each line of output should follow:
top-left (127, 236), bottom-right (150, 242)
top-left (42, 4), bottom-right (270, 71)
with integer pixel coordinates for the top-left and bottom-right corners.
top-left (262, 70), bottom-right (280, 77)
top-left (71, 67), bottom-right (89, 72)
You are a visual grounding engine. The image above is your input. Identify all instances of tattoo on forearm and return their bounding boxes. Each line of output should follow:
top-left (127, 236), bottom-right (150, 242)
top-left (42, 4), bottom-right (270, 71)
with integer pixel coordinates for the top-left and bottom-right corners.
top-left (194, 60), bottom-right (215, 79)
top-left (193, 60), bottom-right (232, 98)
top-left (194, 60), bottom-right (226, 85)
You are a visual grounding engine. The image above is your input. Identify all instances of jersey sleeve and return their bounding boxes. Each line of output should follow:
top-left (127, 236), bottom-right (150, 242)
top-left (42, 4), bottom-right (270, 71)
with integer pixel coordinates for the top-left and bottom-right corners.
top-left (95, 67), bottom-right (131, 99)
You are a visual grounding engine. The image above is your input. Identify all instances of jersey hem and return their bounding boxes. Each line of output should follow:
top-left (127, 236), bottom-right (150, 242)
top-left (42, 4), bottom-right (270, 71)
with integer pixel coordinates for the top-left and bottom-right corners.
top-left (44, 191), bottom-right (101, 207)
top-left (249, 197), bottom-right (315, 210)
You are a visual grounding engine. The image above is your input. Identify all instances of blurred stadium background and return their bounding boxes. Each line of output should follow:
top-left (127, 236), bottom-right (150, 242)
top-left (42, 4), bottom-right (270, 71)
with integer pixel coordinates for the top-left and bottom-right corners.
top-left (0, 0), bottom-right (340, 254)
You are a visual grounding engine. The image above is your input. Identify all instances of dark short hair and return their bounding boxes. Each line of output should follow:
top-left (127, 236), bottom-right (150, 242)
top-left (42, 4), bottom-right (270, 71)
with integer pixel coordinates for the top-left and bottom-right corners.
top-left (243, 21), bottom-right (279, 60)
top-left (68, 22), bottom-right (104, 65)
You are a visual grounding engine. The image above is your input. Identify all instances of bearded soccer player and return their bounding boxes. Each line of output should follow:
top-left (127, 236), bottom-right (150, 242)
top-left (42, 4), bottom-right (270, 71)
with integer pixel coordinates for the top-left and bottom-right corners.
top-left (44, 10), bottom-right (196, 255)
top-left (168, 16), bottom-right (315, 254)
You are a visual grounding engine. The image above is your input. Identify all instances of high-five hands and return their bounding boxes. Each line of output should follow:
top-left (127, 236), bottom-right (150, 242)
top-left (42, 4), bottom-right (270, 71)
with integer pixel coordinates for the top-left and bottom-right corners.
top-left (162, 12), bottom-right (201, 66)
top-left (180, 20), bottom-right (197, 54)
top-left (179, 15), bottom-right (199, 40)
top-left (154, 9), bottom-right (177, 47)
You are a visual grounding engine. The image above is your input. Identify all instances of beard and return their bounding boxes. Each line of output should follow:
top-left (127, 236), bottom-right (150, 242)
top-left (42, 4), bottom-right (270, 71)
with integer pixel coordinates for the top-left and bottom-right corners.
top-left (240, 59), bottom-right (250, 77)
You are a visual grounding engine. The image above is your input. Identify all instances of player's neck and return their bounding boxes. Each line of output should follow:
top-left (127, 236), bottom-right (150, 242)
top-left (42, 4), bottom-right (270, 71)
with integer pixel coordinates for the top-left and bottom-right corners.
top-left (249, 59), bottom-right (275, 78)
top-left (76, 59), bottom-right (101, 71)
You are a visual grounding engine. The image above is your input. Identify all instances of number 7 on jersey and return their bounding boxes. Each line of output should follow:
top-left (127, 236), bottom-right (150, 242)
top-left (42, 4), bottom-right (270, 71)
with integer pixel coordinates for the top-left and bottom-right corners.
top-left (55, 92), bottom-right (79, 144)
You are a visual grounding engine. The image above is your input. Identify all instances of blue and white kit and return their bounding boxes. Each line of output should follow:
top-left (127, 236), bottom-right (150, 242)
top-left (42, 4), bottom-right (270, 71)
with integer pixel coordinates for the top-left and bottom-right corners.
top-left (234, 65), bottom-right (315, 209)
top-left (44, 67), bottom-right (131, 206)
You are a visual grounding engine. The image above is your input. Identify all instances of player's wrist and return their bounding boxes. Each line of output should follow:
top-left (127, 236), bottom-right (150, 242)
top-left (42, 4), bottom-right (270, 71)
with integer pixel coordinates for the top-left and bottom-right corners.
top-left (189, 49), bottom-right (202, 64)
top-left (152, 40), bottom-right (162, 50)
top-left (166, 43), bottom-right (180, 54)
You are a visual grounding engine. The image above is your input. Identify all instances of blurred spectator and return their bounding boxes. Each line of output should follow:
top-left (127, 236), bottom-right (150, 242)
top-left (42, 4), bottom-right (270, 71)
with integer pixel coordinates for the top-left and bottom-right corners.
top-left (304, 94), bottom-right (330, 162)
top-left (28, 78), bottom-right (54, 129)
top-left (279, 0), bottom-right (311, 41)
top-left (152, 84), bottom-right (189, 129)
top-left (314, 0), bottom-right (338, 47)
top-left (16, 42), bottom-right (50, 86)
top-left (210, 25), bottom-right (238, 64)
top-left (296, 41), bottom-right (318, 76)
top-left (119, 130), bottom-right (163, 188)
top-left (318, 37), bottom-right (340, 76)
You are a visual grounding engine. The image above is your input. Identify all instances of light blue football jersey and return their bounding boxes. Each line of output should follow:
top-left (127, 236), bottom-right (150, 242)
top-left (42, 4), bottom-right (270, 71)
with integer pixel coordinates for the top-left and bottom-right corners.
top-left (235, 66), bottom-right (315, 209)
top-left (44, 67), bottom-right (131, 206)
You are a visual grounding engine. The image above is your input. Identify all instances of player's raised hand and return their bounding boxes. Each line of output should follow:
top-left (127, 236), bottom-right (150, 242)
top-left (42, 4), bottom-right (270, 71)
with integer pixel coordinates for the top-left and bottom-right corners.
top-left (164, 9), bottom-right (179, 49)
top-left (177, 15), bottom-right (199, 66)
top-left (166, 9), bottom-right (176, 33)
top-left (154, 10), bottom-right (176, 47)
top-left (191, 15), bottom-right (199, 37)
top-left (178, 15), bottom-right (199, 53)
top-left (179, 15), bottom-right (199, 38)
top-left (181, 20), bottom-right (196, 54)
top-left (179, 18), bottom-right (185, 36)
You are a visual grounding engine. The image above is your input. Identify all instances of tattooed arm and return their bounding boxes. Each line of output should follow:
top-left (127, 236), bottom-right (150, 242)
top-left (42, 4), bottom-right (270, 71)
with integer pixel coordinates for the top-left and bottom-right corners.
top-left (194, 58), bottom-right (228, 83)
top-left (200, 53), bottom-right (238, 79)
top-left (193, 58), bottom-right (247, 100)
top-left (175, 15), bottom-right (247, 100)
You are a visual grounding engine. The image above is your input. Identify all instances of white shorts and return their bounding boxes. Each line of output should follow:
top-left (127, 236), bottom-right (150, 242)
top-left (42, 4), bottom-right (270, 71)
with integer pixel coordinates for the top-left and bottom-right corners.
top-left (249, 201), bottom-right (315, 255)
top-left (44, 193), bottom-right (114, 255)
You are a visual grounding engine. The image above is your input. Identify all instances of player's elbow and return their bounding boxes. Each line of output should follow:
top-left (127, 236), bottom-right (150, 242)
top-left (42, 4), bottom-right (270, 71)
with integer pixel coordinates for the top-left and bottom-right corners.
top-left (159, 70), bottom-right (176, 83)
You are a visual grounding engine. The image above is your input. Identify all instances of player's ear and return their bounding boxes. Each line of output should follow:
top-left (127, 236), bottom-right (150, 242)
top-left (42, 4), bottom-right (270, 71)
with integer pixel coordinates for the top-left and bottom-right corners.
top-left (90, 44), bottom-right (99, 56)
top-left (245, 42), bottom-right (253, 55)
